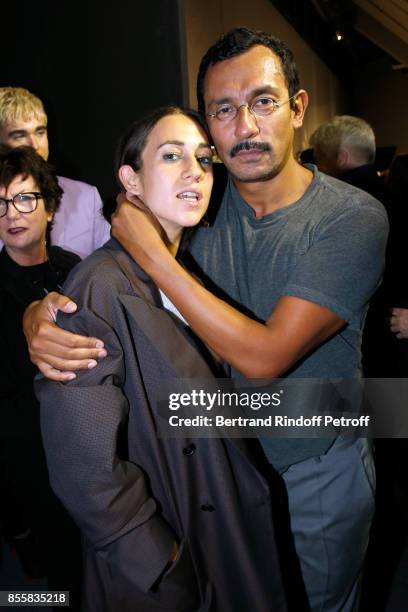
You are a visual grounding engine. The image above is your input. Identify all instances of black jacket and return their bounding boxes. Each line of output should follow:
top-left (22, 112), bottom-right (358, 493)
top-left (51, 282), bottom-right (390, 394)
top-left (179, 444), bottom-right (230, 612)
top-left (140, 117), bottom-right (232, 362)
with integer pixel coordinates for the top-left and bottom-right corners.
top-left (0, 246), bottom-right (80, 438)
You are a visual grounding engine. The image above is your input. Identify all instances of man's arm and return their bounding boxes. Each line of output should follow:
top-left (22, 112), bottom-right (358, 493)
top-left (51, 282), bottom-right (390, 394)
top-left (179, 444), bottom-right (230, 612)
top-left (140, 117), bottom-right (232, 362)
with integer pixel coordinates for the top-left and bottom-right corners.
top-left (111, 198), bottom-right (387, 379)
top-left (23, 294), bottom-right (107, 381)
top-left (24, 194), bottom-right (387, 381)
top-left (117, 244), bottom-right (344, 379)
top-left (111, 202), bottom-right (344, 379)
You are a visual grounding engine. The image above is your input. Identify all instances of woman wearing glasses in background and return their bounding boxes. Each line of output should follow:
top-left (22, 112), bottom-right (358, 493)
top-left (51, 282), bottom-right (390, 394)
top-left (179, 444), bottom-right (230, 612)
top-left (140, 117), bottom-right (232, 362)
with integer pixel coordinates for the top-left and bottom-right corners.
top-left (0, 145), bottom-right (81, 604)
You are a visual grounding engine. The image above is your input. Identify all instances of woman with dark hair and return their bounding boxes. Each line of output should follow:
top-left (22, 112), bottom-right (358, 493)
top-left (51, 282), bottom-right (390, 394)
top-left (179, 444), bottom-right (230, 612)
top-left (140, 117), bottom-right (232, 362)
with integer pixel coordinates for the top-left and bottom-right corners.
top-left (0, 145), bottom-right (81, 601)
top-left (37, 107), bottom-right (287, 612)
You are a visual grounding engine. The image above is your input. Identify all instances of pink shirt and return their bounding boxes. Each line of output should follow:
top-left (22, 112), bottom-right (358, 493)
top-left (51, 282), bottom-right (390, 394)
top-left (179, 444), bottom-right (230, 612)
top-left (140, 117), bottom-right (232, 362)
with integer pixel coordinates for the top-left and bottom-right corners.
top-left (51, 176), bottom-right (111, 259)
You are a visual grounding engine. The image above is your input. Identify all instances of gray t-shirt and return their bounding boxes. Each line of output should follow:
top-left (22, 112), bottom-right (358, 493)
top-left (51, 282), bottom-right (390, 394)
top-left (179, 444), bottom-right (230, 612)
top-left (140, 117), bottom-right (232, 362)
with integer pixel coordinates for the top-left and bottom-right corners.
top-left (188, 166), bottom-right (389, 470)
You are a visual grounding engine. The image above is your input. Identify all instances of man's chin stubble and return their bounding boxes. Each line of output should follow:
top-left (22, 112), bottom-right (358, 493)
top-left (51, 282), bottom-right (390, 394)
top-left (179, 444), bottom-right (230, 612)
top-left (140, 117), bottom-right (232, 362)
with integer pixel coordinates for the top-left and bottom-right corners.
top-left (228, 169), bottom-right (278, 183)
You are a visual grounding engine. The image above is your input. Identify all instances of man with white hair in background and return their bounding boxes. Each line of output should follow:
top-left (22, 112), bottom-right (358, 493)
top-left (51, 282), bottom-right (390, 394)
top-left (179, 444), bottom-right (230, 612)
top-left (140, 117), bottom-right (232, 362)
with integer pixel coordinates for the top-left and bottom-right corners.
top-left (310, 114), bottom-right (388, 205)
top-left (0, 87), bottom-right (110, 258)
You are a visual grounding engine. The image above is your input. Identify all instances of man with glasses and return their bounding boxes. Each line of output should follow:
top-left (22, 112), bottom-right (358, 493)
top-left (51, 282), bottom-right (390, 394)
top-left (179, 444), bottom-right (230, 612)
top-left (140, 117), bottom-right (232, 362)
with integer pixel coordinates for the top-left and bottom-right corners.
top-left (0, 87), bottom-right (110, 258)
top-left (24, 28), bottom-right (388, 611)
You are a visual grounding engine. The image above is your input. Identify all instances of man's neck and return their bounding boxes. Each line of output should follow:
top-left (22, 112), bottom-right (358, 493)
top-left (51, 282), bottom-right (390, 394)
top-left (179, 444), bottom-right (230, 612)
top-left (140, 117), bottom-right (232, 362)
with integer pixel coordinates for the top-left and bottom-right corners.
top-left (233, 159), bottom-right (313, 218)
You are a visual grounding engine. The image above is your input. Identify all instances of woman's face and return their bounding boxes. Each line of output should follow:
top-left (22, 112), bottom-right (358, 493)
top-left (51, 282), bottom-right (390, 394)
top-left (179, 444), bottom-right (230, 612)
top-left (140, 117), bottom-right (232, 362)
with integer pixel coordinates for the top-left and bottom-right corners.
top-left (123, 113), bottom-right (214, 242)
top-left (0, 173), bottom-right (51, 264)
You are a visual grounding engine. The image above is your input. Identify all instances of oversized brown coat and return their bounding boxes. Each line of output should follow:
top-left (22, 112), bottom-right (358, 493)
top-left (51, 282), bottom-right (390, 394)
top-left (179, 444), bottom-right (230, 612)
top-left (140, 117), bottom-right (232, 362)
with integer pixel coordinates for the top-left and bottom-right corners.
top-left (37, 239), bottom-right (287, 612)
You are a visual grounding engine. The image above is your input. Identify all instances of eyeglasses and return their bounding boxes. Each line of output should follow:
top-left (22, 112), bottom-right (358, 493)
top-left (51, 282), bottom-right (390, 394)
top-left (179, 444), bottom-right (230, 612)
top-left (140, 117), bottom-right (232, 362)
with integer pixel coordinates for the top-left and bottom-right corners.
top-left (207, 94), bottom-right (298, 122)
top-left (0, 192), bottom-right (43, 218)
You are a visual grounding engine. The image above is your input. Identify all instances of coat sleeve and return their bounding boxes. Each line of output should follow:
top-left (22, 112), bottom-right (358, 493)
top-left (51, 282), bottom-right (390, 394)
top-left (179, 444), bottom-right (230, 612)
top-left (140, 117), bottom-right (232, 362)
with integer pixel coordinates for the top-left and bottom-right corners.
top-left (36, 264), bottom-right (176, 594)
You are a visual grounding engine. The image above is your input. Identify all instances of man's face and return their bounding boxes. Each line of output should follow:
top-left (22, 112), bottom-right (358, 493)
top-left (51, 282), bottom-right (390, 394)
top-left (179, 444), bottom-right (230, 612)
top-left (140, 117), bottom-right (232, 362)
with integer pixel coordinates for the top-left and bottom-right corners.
top-left (203, 45), bottom-right (301, 183)
top-left (0, 115), bottom-right (49, 161)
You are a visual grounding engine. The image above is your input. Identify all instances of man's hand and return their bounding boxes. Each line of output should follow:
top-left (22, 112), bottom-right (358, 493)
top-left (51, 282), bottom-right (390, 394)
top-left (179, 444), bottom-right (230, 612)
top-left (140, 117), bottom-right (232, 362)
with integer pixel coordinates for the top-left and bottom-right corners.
top-left (111, 193), bottom-right (169, 271)
top-left (390, 308), bottom-right (408, 339)
top-left (23, 292), bottom-right (107, 381)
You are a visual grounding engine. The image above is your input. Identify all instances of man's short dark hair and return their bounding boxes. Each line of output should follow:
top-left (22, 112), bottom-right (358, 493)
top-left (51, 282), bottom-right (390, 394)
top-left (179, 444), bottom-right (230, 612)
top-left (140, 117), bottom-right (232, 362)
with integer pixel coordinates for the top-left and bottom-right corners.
top-left (0, 145), bottom-right (62, 219)
top-left (197, 26), bottom-right (300, 116)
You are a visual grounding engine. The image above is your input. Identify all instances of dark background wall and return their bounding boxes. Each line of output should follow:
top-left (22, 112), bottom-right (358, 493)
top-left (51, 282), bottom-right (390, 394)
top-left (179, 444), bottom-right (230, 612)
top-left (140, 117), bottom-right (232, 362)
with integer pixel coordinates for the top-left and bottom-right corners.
top-left (2, 0), bottom-right (185, 198)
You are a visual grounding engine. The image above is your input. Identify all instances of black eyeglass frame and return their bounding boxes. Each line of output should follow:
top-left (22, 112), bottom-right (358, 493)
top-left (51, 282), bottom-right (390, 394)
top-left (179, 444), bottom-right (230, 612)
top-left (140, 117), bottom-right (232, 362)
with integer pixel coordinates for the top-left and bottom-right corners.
top-left (0, 192), bottom-right (44, 218)
top-left (206, 93), bottom-right (299, 122)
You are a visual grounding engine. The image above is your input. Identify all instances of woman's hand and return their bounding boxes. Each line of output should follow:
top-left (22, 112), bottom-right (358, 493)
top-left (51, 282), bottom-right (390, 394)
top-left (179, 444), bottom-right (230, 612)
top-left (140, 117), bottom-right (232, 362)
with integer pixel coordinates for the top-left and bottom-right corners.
top-left (111, 193), bottom-right (170, 272)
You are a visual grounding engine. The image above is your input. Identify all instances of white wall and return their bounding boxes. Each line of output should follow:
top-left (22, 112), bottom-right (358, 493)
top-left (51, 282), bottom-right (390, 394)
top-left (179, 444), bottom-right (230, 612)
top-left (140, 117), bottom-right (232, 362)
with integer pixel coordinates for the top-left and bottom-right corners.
top-left (351, 60), bottom-right (408, 154)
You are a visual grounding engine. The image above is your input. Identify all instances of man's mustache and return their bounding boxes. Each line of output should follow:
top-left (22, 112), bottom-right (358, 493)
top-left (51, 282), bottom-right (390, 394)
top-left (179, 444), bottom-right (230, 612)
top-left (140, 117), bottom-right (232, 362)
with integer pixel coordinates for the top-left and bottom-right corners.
top-left (230, 140), bottom-right (271, 158)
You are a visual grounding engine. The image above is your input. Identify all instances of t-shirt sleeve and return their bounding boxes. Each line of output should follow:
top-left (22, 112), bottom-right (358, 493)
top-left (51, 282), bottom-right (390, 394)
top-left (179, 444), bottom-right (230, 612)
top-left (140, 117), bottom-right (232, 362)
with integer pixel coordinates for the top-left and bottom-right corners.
top-left (282, 200), bottom-right (389, 324)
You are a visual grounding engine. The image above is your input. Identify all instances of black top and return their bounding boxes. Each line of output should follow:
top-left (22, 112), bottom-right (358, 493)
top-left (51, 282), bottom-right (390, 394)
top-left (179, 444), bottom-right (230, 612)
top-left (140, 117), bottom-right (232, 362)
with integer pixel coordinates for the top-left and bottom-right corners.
top-left (0, 246), bottom-right (80, 438)
top-left (339, 164), bottom-right (390, 208)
